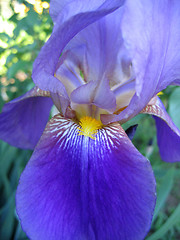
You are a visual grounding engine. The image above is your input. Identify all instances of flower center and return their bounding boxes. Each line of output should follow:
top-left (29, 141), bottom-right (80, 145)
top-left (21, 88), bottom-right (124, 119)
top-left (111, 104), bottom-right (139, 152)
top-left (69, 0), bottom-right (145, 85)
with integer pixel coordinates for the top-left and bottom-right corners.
top-left (77, 116), bottom-right (103, 139)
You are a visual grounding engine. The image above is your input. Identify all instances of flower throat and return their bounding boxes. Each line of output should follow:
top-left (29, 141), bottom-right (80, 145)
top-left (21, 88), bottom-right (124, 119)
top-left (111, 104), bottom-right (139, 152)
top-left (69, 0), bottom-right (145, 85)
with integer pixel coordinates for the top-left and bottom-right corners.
top-left (77, 116), bottom-right (103, 139)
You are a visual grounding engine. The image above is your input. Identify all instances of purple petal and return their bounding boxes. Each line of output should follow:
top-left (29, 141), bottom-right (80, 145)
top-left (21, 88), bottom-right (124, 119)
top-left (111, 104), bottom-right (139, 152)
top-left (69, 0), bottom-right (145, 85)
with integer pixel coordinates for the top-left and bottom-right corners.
top-left (172, 79), bottom-right (180, 86)
top-left (141, 97), bottom-right (180, 162)
top-left (71, 78), bottom-right (116, 112)
top-left (0, 87), bottom-right (53, 149)
top-left (109, 0), bottom-right (180, 123)
top-left (113, 79), bottom-right (135, 113)
top-left (125, 124), bottom-right (138, 141)
top-left (101, 79), bottom-right (136, 124)
top-left (50, 0), bottom-right (109, 23)
top-left (50, 92), bottom-right (71, 117)
top-left (56, 7), bottom-right (128, 114)
top-left (32, 0), bottom-right (124, 95)
top-left (49, 0), bottom-right (72, 22)
top-left (16, 115), bottom-right (156, 240)
top-left (55, 52), bottom-right (84, 94)
top-left (63, 7), bottom-right (126, 84)
top-left (124, 0), bottom-right (180, 93)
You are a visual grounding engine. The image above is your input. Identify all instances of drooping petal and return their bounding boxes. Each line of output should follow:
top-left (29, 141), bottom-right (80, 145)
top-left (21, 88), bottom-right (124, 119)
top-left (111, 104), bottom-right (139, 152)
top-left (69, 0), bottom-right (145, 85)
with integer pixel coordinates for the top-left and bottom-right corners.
top-left (32, 0), bottom-right (125, 95)
top-left (104, 0), bottom-right (180, 124)
top-left (141, 97), bottom-right (180, 162)
top-left (0, 87), bottom-right (53, 149)
top-left (16, 115), bottom-right (156, 240)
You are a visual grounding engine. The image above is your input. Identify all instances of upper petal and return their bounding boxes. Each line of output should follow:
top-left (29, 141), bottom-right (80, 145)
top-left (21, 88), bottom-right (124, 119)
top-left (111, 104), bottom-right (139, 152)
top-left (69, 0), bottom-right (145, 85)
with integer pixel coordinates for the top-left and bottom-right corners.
top-left (16, 115), bottom-right (156, 240)
top-left (104, 0), bottom-right (180, 124)
top-left (49, 0), bottom-right (71, 22)
top-left (141, 96), bottom-right (180, 162)
top-left (62, 7), bottom-right (127, 85)
top-left (50, 0), bottom-right (108, 23)
top-left (32, 0), bottom-right (125, 94)
top-left (123, 0), bottom-right (180, 94)
top-left (0, 87), bottom-right (53, 149)
top-left (54, 6), bottom-right (133, 117)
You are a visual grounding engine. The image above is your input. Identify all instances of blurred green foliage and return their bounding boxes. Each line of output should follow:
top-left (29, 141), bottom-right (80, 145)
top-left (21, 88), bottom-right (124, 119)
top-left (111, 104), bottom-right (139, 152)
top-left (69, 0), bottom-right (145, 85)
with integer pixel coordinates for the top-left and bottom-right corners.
top-left (0, 0), bottom-right (52, 107)
top-left (0, 1), bottom-right (180, 240)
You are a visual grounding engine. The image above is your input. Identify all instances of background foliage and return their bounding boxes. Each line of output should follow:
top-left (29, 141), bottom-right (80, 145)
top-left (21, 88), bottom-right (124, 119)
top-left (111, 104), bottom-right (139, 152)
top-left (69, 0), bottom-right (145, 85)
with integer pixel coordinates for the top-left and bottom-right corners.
top-left (0, 1), bottom-right (180, 239)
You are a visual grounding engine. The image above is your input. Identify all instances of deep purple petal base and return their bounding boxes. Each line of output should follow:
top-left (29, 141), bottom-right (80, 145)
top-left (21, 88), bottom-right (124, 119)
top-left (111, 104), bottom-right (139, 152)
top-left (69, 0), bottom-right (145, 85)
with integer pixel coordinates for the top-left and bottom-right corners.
top-left (16, 115), bottom-right (156, 240)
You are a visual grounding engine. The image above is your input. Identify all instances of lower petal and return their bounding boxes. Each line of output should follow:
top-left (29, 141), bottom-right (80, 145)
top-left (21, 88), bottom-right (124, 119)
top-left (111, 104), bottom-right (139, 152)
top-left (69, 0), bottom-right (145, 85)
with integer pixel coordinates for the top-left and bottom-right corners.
top-left (142, 96), bottom-right (180, 162)
top-left (0, 87), bottom-right (53, 149)
top-left (16, 115), bottom-right (156, 240)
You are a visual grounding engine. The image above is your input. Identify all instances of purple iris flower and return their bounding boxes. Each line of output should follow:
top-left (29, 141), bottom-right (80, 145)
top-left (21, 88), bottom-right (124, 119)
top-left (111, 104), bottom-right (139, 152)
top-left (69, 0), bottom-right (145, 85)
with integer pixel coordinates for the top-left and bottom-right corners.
top-left (0, 0), bottom-right (180, 239)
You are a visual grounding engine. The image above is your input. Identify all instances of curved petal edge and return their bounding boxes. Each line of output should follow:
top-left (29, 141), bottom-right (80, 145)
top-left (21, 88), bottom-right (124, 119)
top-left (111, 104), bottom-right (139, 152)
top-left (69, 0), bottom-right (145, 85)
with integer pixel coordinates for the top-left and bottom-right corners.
top-left (0, 87), bottom-right (52, 149)
top-left (141, 96), bottom-right (180, 162)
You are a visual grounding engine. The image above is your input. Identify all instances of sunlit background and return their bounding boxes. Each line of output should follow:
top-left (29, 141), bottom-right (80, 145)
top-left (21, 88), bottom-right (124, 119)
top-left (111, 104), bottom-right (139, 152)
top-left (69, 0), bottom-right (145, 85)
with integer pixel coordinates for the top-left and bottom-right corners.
top-left (0, 1), bottom-right (180, 239)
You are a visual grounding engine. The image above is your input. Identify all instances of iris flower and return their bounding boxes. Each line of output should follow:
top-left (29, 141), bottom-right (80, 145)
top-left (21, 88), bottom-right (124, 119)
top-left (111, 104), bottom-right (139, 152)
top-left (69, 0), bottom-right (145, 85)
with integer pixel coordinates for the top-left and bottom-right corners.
top-left (0, 0), bottom-right (180, 239)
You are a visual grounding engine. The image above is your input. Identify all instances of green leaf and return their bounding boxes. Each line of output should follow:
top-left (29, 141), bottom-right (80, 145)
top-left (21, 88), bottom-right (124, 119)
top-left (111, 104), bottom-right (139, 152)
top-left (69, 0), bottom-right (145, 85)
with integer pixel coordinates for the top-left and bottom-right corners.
top-left (0, 47), bottom-right (6, 54)
top-left (13, 42), bottom-right (37, 53)
top-left (147, 204), bottom-right (180, 240)
top-left (0, 33), bottom-right (11, 42)
top-left (26, 10), bottom-right (40, 27)
top-left (169, 88), bottom-right (180, 129)
top-left (9, 13), bottom-right (18, 23)
top-left (14, 223), bottom-right (28, 240)
top-left (0, 193), bottom-right (15, 240)
top-left (6, 54), bottom-right (17, 65)
top-left (7, 61), bottom-right (31, 79)
top-left (152, 168), bottom-right (174, 222)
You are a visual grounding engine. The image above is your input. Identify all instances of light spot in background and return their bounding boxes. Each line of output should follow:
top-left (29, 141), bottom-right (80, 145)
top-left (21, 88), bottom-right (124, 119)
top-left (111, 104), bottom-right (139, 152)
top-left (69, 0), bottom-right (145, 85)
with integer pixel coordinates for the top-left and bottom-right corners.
top-left (15, 71), bottom-right (27, 82)
top-left (14, 2), bottom-right (29, 14)
top-left (0, 0), bottom-right (49, 19)
top-left (1, 87), bottom-right (9, 101)
top-left (26, 0), bottom-right (49, 14)
top-left (10, 86), bottom-right (18, 93)
top-left (1, 77), bottom-right (9, 86)
top-left (9, 79), bottom-right (15, 84)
